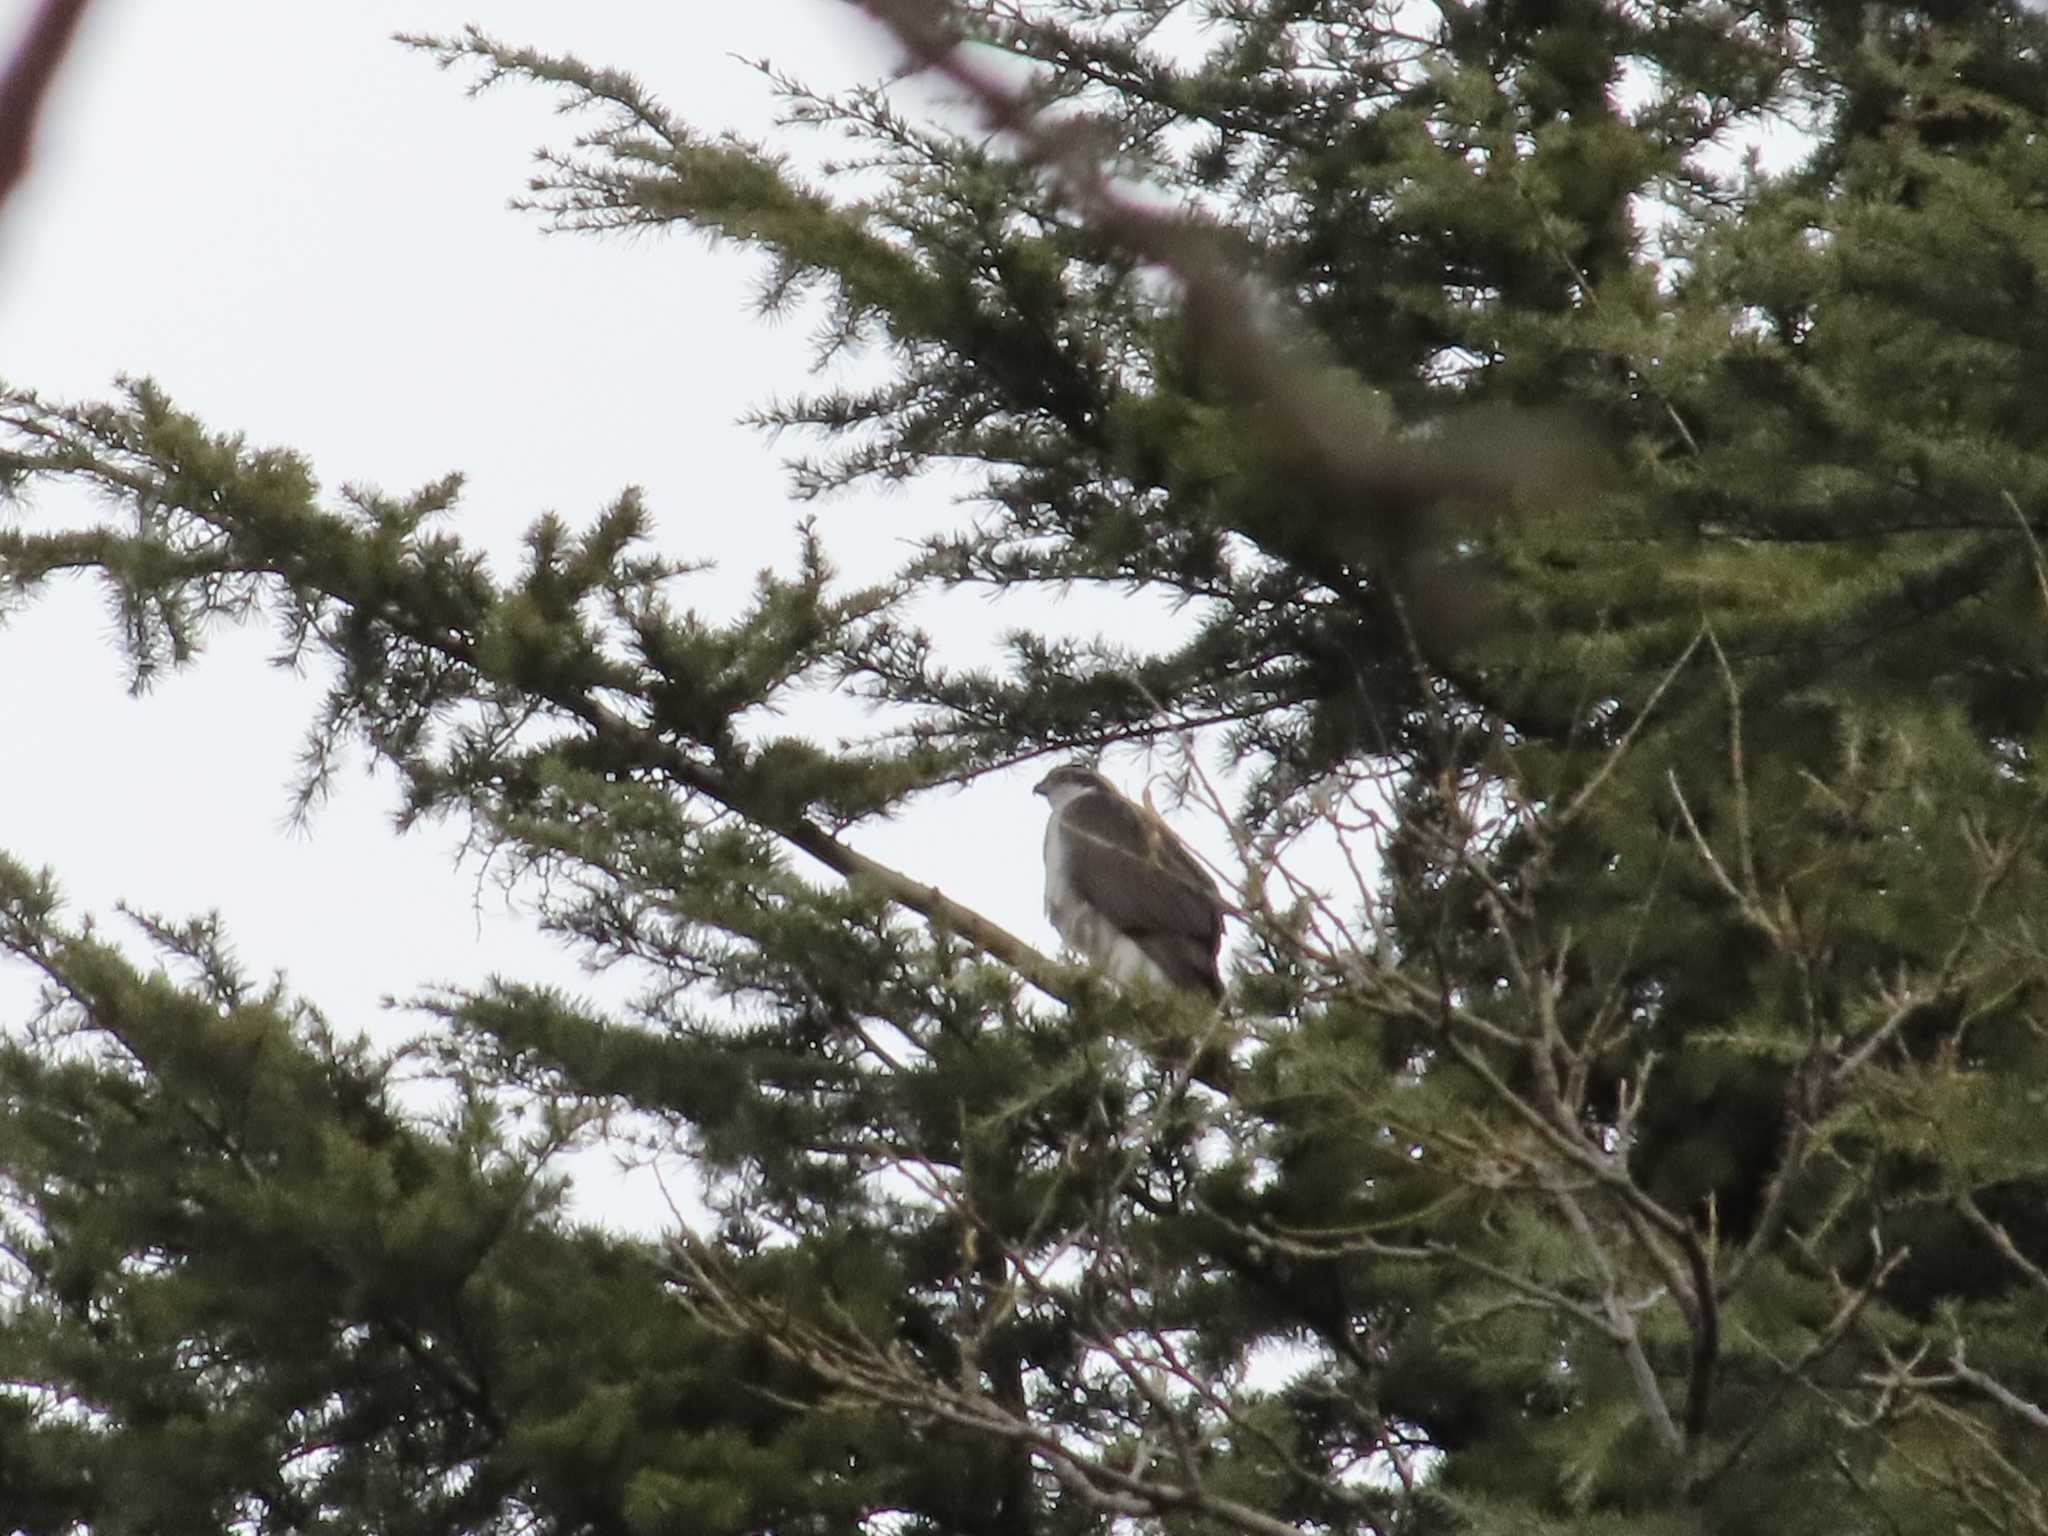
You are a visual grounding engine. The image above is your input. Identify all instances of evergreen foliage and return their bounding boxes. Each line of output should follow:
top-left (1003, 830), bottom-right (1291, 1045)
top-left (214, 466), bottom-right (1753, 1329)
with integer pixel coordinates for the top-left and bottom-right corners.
top-left (7, 2), bottom-right (2048, 1531)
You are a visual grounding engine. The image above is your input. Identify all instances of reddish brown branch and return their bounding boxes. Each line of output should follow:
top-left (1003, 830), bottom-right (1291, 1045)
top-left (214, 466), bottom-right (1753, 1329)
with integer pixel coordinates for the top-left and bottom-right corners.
top-left (0, 0), bottom-right (92, 213)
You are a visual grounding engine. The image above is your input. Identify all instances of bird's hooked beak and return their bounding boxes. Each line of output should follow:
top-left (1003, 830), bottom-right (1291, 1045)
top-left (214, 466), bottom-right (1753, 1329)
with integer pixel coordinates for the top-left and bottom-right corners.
top-left (1031, 773), bottom-right (1052, 798)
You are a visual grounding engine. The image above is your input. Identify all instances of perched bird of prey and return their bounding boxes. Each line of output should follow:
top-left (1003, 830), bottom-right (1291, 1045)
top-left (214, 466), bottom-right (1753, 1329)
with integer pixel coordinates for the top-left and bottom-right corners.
top-left (1033, 764), bottom-right (1228, 1000)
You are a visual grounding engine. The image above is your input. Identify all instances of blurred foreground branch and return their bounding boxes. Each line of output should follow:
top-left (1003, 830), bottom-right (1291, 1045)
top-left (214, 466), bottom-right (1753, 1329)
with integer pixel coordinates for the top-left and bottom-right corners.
top-left (0, 0), bottom-right (94, 216)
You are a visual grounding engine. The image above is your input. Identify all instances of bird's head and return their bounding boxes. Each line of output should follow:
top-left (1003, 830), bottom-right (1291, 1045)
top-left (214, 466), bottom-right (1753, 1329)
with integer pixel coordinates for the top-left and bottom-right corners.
top-left (1033, 763), bottom-right (1110, 807)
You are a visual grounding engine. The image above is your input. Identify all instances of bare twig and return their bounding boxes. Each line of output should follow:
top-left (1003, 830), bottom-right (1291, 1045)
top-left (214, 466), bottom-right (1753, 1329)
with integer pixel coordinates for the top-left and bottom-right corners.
top-left (2005, 491), bottom-right (2048, 622)
top-left (1953, 1190), bottom-right (2048, 1297)
top-left (670, 1217), bottom-right (1335, 1536)
top-left (1549, 1176), bottom-right (1684, 1456)
top-left (1694, 1239), bottom-right (1908, 1492)
top-left (1556, 628), bottom-right (1705, 827)
top-left (1945, 1343), bottom-right (2048, 1436)
top-left (1667, 770), bottom-right (1780, 941)
top-left (1704, 630), bottom-right (1761, 901)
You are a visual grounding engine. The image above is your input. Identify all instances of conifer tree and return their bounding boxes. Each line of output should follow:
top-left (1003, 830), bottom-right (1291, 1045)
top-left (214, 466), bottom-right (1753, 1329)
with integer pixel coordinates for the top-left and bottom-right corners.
top-left (6, 3), bottom-right (2048, 1532)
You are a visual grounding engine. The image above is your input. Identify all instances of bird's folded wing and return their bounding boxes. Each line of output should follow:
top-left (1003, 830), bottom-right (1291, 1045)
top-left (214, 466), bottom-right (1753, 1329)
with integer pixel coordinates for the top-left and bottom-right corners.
top-left (1060, 793), bottom-right (1225, 942)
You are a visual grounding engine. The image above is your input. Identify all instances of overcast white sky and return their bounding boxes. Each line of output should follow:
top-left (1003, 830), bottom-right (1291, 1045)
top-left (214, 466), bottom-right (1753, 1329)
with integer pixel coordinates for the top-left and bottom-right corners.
top-left (0, 2), bottom-right (1232, 1223)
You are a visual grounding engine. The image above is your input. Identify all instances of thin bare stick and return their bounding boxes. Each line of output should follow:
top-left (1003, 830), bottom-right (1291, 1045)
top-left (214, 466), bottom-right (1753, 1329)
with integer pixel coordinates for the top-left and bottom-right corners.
top-left (1945, 1345), bottom-right (2048, 1436)
top-left (1705, 629), bottom-right (1761, 901)
top-left (1557, 628), bottom-right (1705, 827)
top-left (1550, 1177), bottom-right (1684, 1456)
top-left (1668, 769), bottom-right (1781, 942)
top-left (1693, 1241), bottom-right (1908, 1492)
top-left (2004, 491), bottom-right (2048, 621)
top-left (1953, 1191), bottom-right (2048, 1297)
